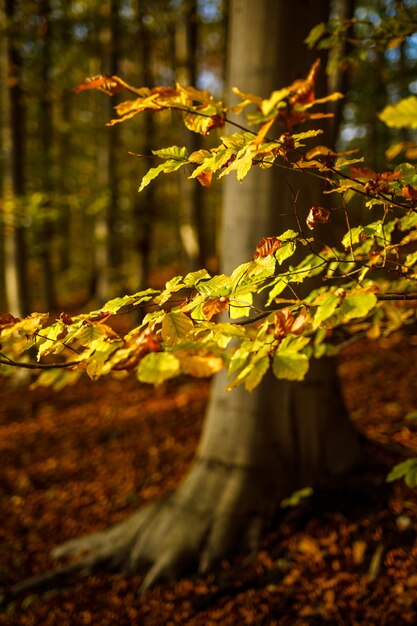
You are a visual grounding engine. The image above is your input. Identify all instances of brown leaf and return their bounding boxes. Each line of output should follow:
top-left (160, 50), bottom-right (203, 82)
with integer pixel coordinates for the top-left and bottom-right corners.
top-left (75, 75), bottom-right (127, 96)
top-left (402, 184), bottom-right (417, 200)
top-left (59, 312), bottom-right (73, 325)
top-left (291, 312), bottom-right (308, 335)
top-left (202, 297), bottom-right (229, 320)
top-left (289, 59), bottom-right (321, 106)
top-left (273, 308), bottom-right (294, 341)
top-left (253, 236), bottom-right (282, 259)
top-left (0, 313), bottom-right (20, 327)
top-left (306, 206), bottom-right (331, 230)
top-left (196, 170), bottom-right (212, 187)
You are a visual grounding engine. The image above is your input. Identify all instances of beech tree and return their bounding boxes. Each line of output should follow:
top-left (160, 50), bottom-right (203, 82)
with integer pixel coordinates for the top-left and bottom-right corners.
top-left (2, 0), bottom-right (417, 601)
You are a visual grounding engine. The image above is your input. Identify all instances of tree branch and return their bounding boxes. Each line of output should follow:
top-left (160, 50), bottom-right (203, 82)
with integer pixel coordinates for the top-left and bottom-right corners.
top-left (0, 353), bottom-right (79, 370)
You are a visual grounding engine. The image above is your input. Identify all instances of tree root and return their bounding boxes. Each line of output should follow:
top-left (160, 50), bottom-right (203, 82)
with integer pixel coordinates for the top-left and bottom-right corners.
top-left (1, 459), bottom-right (277, 605)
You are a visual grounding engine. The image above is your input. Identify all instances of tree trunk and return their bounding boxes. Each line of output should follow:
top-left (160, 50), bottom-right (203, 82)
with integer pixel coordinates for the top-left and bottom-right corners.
top-left (38, 0), bottom-right (57, 311)
top-left (4, 0), bottom-right (368, 601)
top-left (175, 0), bottom-right (205, 270)
top-left (4, 0), bottom-right (29, 317)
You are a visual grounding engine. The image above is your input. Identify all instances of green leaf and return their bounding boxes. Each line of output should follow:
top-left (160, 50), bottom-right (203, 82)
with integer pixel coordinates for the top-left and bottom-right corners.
top-left (85, 337), bottom-right (123, 379)
top-left (183, 269), bottom-right (211, 286)
top-left (273, 349), bottom-right (309, 381)
top-left (220, 131), bottom-right (253, 151)
top-left (139, 146), bottom-right (189, 191)
top-left (197, 274), bottom-right (231, 297)
top-left (305, 22), bottom-right (327, 48)
top-left (405, 251), bottom-right (417, 268)
top-left (340, 293), bottom-right (377, 322)
top-left (162, 312), bottom-right (194, 345)
top-left (229, 292), bottom-right (253, 319)
top-left (137, 352), bottom-right (180, 385)
top-left (281, 486), bottom-right (313, 508)
top-left (379, 96), bottom-right (417, 129)
top-left (152, 145), bottom-right (189, 160)
top-left (387, 458), bottom-right (417, 487)
top-left (313, 293), bottom-right (340, 328)
top-left (228, 344), bottom-right (250, 376)
top-left (36, 321), bottom-right (66, 357)
top-left (272, 335), bottom-right (310, 381)
top-left (266, 278), bottom-right (287, 305)
top-left (275, 241), bottom-right (296, 265)
top-left (244, 355), bottom-right (270, 391)
top-left (399, 212), bottom-right (417, 231)
top-left (102, 294), bottom-right (136, 314)
top-left (190, 147), bottom-right (235, 178)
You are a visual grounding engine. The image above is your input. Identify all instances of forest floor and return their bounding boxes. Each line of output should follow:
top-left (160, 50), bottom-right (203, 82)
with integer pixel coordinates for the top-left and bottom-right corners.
top-left (1, 333), bottom-right (417, 625)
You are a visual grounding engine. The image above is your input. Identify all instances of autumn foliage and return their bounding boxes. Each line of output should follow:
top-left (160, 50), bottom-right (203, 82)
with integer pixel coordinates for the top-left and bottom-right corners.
top-left (2, 55), bottom-right (417, 482)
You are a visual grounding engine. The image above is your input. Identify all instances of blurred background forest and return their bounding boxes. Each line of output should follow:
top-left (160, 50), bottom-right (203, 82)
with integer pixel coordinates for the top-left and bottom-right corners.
top-left (0, 0), bottom-right (417, 318)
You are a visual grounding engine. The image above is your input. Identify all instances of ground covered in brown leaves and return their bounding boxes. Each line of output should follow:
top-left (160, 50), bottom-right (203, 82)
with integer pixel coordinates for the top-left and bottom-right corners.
top-left (1, 334), bottom-right (417, 625)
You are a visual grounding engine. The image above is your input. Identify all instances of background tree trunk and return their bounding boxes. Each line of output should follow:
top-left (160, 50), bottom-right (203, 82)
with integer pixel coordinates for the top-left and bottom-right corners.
top-left (4, 0), bottom-right (29, 317)
top-left (175, 0), bottom-right (205, 271)
top-left (38, 0), bottom-right (57, 311)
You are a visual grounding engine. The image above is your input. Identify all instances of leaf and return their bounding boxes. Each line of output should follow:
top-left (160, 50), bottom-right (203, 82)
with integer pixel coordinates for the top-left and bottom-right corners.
top-left (379, 96), bottom-right (417, 129)
top-left (75, 74), bottom-right (128, 95)
top-left (229, 292), bottom-right (253, 319)
top-left (197, 274), bottom-right (231, 297)
top-left (402, 184), bottom-right (417, 200)
top-left (243, 355), bottom-right (270, 391)
top-left (305, 22), bottom-right (327, 48)
top-left (101, 295), bottom-right (136, 314)
top-left (161, 312), bottom-right (194, 346)
top-left (0, 313), bottom-right (49, 341)
top-left (202, 298), bottom-right (229, 320)
top-left (313, 293), bottom-right (340, 328)
top-left (306, 206), bottom-right (331, 230)
top-left (387, 458), bottom-right (417, 487)
top-left (196, 170), bottom-right (212, 187)
top-left (183, 107), bottom-right (224, 135)
top-left (266, 278), bottom-right (287, 304)
top-left (37, 321), bottom-right (66, 358)
top-left (0, 313), bottom-right (20, 327)
top-left (253, 236), bottom-right (282, 259)
top-left (137, 352), bottom-right (180, 385)
top-left (281, 487), bottom-right (313, 508)
top-left (139, 160), bottom-right (185, 191)
top-left (190, 147), bottom-right (235, 178)
top-left (273, 349), bottom-right (309, 381)
top-left (84, 337), bottom-right (123, 379)
top-left (138, 146), bottom-right (189, 192)
top-left (152, 145), bottom-right (189, 160)
top-left (183, 269), bottom-right (211, 286)
top-left (340, 293), bottom-right (377, 322)
top-left (228, 344), bottom-right (250, 376)
top-left (275, 241), bottom-right (296, 265)
top-left (176, 353), bottom-right (223, 377)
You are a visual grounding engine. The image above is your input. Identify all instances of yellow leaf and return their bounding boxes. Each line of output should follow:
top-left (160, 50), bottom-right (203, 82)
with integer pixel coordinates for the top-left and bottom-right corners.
top-left (177, 353), bottom-right (223, 377)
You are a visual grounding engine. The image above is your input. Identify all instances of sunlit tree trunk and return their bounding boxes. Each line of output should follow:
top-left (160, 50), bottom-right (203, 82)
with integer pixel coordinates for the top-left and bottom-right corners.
top-left (4, 0), bottom-right (29, 317)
